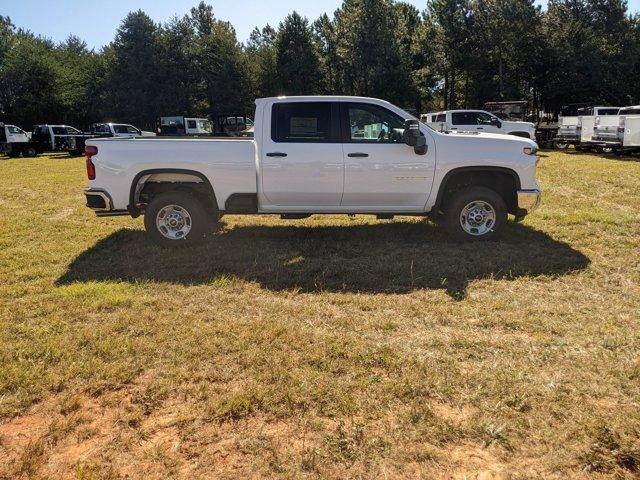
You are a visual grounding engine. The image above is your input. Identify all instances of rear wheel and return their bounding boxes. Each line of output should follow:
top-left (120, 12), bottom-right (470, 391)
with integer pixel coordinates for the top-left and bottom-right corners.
top-left (24, 147), bottom-right (37, 157)
top-left (442, 186), bottom-right (507, 241)
top-left (144, 191), bottom-right (214, 247)
top-left (554, 141), bottom-right (569, 150)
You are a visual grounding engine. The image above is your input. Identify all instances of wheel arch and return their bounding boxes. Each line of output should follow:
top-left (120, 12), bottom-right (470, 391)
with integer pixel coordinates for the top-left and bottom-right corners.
top-left (434, 166), bottom-right (521, 215)
top-left (129, 168), bottom-right (218, 217)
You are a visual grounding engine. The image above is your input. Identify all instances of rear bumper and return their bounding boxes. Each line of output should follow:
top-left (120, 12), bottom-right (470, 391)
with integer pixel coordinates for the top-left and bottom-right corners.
top-left (592, 136), bottom-right (622, 146)
top-left (517, 189), bottom-right (541, 214)
top-left (84, 189), bottom-right (129, 216)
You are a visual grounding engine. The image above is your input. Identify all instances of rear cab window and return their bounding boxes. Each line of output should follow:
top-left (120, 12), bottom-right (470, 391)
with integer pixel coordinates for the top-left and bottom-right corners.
top-left (272, 102), bottom-right (339, 143)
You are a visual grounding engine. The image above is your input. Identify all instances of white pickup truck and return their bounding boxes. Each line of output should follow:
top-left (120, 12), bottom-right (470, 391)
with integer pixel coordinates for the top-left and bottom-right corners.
top-left (593, 105), bottom-right (640, 154)
top-left (424, 110), bottom-right (536, 140)
top-left (91, 123), bottom-right (156, 138)
top-left (84, 96), bottom-right (541, 246)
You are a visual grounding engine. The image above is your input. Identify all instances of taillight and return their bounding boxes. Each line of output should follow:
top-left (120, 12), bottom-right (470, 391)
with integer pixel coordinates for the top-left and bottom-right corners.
top-left (85, 145), bottom-right (97, 180)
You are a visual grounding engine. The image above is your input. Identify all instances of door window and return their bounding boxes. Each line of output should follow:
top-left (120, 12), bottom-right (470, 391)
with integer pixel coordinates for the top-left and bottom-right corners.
top-left (346, 104), bottom-right (405, 143)
top-left (476, 112), bottom-right (494, 125)
top-left (451, 112), bottom-right (477, 125)
top-left (272, 102), bottom-right (336, 143)
top-left (7, 126), bottom-right (24, 134)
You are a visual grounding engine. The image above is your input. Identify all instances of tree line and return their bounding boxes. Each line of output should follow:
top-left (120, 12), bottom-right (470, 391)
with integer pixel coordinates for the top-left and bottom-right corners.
top-left (1, 0), bottom-right (639, 130)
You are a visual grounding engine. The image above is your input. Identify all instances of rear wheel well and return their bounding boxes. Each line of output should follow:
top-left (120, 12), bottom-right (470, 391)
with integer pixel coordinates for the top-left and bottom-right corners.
top-left (131, 170), bottom-right (218, 217)
top-left (437, 169), bottom-right (519, 215)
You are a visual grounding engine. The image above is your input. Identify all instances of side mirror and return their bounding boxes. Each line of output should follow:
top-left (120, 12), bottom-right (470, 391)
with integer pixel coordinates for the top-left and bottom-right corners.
top-left (403, 119), bottom-right (428, 155)
top-left (491, 118), bottom-right (502, 128)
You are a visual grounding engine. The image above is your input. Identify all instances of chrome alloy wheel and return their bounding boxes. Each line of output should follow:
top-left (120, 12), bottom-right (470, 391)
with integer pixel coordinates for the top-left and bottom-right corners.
top-left (460, 200), bottom-right (496, 236)
top-left (156, 205), bottom-right (192, 240)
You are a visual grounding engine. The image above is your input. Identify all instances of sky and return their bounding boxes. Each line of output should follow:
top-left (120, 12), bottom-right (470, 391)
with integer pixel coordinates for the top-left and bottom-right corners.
top-left (3, 0), bottom-right (639, 50)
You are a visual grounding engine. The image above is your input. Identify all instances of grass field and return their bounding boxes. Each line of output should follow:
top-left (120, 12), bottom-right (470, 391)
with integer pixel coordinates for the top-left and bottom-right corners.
top-left (0, 150), bottom-right (639, 479)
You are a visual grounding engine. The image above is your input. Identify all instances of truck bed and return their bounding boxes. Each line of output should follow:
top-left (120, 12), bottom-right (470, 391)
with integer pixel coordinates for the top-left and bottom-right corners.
top-left (87, 136), bottom-right (257, 211)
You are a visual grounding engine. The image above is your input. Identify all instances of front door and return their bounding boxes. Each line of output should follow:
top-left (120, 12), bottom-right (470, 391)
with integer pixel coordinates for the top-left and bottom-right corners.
top-left (340, 103), bottom-right (435, 210)
top-left (260, 102), bottom-right (344, 209)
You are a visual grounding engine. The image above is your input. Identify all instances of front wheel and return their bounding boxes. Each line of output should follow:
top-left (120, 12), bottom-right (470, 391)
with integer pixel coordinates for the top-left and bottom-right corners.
top-left (144, 191), bottom-right (214, 247)
top-left (442, 187), bottom-right (507, 241)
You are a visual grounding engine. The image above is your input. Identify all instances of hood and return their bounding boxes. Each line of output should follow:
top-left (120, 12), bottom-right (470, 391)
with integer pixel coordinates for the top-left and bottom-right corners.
top-left (503, 120), bottom-right (535, 129)
top-left (445, 131), bottom-right (537, 147)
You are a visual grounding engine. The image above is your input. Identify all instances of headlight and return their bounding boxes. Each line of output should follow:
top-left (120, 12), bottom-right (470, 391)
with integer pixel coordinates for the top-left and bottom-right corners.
top-left (523, 146), bottom-right (538, 155)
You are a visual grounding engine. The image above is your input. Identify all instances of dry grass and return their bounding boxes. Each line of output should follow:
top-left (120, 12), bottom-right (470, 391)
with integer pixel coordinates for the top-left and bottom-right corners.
top-left (0, 150), bottom-right (639, 479)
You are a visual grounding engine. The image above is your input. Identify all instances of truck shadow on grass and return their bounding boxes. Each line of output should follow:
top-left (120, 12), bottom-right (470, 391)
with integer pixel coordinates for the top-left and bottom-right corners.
top-left (58, 222), bottom-right (590, 299)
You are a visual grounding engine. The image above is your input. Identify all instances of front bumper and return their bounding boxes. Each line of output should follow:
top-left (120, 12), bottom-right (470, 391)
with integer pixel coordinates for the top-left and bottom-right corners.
top-left (517, 189), bottom-right (541, 214)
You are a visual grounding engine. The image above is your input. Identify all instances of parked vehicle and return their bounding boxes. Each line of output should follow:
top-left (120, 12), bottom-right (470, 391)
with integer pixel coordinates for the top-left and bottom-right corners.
top-left (576, 106), bottom-right (620, 151)
top-left (484, 101), bottom-right (531, 122)
top-left (554, 104), bottom-right (592, 149)
top-left (157, 117), bottom-right (213, 136)
top-left (84, 96), bottom-right (541, 246)
top-left (216, 115), bottom-right (254, 137)
top-left (31, 124), bottom-right (96, 156)
top-left (424, 109), bottom-right (536, 140)
top-left (593, 105), bottom-right (640, 154)
top-left (91, 123), bottom-right (156, 138)
top-left (0, 123), bottom-right (37, 157)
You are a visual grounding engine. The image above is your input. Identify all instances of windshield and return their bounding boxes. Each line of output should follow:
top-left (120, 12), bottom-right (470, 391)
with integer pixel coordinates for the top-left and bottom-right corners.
top-left (113, 124), bottom-right (140, 134)
top-left (198, 120), bottom-right (212, 132)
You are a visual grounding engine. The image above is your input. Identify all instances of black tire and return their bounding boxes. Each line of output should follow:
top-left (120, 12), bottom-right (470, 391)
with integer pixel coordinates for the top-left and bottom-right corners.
top-left (24, 147), bottom-right (37, 157)
top-left (144, 191), bottom-right (213, 247)
top-left (442, 186), bottom-right (507, 242)
top-left (554, 141), bottom-right (569, 150)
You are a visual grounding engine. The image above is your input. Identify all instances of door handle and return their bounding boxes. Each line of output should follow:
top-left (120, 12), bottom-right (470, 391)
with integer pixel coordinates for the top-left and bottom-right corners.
top-left (348, 153), bottom-right (369, 158)
top-left (477, 127), bottom-right (484, 130)
top-left (266, 152), bottom-right (287, 157)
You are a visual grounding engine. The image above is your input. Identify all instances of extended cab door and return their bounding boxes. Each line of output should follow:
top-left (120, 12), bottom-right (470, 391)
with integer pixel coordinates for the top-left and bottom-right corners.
top-left (260, 101), bottom-right (344, 209)
top-left (340, 102), bottom-right (435, 210)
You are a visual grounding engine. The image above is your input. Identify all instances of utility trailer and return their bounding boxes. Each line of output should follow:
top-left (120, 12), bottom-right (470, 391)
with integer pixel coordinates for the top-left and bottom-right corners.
top-left (593, 106), bottom-right (640, 154)
top-left (0, 123), bottom-right (38, 157)
top-left (576, 106), bottom-right (620, 151)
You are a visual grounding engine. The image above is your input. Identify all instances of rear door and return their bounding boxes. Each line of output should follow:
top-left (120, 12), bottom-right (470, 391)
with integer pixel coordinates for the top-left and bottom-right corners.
top-left (260, 101), bottom-right (344, 209)
top-left (340, 102), bottom-right (435, 210)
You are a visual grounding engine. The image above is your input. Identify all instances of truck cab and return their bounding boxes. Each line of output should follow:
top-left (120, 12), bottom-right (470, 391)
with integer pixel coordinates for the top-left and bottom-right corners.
top-left (32, 124), bottom-right (88, 155)
top-left (424, 110), bottom-right (536, 140)
top-left (0, 124), bottom-right (37, 157)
